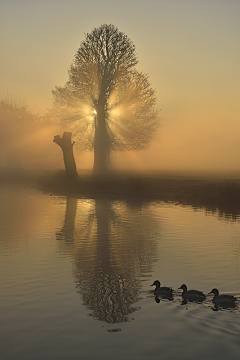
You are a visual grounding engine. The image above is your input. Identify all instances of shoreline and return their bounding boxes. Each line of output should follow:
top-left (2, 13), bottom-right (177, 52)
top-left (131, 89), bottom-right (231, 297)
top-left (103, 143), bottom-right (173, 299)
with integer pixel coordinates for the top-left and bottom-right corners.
top-left (1, 167), bottom-right (240, 219)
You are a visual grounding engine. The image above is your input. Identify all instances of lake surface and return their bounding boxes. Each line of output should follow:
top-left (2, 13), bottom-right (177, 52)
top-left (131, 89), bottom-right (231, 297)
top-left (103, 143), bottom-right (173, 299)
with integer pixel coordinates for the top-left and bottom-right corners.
top-left (1, 184), bottom-right (240, 360)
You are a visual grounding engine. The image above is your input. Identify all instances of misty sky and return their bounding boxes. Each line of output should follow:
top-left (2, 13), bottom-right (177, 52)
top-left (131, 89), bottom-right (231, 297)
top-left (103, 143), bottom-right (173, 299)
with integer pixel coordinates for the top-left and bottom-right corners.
top-left (1, 0), bottom-right (240, 172)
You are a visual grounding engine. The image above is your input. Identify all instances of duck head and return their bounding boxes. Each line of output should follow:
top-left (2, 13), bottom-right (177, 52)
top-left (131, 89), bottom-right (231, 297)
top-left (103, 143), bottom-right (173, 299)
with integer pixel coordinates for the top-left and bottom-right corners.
top-left (208, 288), bottom-right (219, 296)
top-left (178, 284), bottom-right (187, 292)
top-left (151, 280), bottom-right (161, 288)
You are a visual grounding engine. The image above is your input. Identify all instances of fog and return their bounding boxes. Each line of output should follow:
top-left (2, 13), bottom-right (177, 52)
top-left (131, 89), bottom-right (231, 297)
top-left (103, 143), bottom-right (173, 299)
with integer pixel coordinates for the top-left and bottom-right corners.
top-left (1, 1), bottom-right (240, 176)
top-left (1, 92), bottom-right (240, 177)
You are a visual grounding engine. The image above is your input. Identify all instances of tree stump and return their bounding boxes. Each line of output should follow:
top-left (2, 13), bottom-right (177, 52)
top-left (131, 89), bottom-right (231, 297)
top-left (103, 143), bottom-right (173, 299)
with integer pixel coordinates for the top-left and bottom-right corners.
top-left (53, 132), bottom-right (78, 180)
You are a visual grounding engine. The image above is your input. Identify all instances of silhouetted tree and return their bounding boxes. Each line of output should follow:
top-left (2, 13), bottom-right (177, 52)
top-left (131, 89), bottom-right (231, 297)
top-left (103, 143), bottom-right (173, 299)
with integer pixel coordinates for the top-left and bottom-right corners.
top-left (52, 24), bottom-right (160, 174)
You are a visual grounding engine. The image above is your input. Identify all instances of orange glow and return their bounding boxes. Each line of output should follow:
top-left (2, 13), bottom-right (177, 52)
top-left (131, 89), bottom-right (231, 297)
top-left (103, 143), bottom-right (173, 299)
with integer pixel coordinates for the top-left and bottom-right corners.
top-left (1, 2), bottom-right (240, 173)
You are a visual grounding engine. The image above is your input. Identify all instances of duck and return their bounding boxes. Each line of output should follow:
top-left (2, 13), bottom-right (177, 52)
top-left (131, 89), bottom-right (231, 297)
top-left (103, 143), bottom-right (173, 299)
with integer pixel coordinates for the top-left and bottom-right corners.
top-left (208, 288), bottom-right (237, 305)
top-left (178, 284), bottom-right (206, 301)
top-left (151, 280), bottom-right (173, 296)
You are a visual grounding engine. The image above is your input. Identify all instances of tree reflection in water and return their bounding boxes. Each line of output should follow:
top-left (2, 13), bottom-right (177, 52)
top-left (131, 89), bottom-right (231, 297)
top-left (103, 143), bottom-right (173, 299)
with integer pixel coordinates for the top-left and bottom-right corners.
top-left (56, 195), bottom-right (159, 324)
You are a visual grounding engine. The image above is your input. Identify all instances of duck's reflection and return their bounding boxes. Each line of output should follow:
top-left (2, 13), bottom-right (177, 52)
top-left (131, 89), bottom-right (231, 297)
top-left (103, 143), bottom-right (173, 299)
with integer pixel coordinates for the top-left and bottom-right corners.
top-left (154, 295), bottom-right (174, 304)
top-left (180, 298), bottom-right (205, 305)
top-left (211, 302), bottom-right (237, 311)
top-left (56, 195), bottom-right (159, 324)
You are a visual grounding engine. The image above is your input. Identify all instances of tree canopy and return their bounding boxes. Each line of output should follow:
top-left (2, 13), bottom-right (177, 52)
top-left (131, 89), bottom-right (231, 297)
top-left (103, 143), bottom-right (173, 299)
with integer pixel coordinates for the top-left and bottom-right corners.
top-left (52, 24), bottom-right (160, 171)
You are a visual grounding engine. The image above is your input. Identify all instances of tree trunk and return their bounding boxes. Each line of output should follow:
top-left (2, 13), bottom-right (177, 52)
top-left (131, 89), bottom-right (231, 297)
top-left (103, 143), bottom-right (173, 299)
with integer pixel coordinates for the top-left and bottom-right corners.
top-left (53, 132), bottom-right (78, 179)
top-left (93, 128), bottom-right (110, 174)
top-left (93, 102), bottom-right (110, 174)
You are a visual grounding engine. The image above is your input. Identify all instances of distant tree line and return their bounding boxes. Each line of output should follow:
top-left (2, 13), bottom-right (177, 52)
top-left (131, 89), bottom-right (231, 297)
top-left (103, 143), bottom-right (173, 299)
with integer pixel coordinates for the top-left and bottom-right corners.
top-left (0, 94), bottom-right (61, 169)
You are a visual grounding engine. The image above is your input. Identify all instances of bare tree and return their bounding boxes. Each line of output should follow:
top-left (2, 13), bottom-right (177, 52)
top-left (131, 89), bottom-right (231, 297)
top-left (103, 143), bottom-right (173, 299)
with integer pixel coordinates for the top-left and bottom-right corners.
top-left (52, 24), bottom-right (160, 174)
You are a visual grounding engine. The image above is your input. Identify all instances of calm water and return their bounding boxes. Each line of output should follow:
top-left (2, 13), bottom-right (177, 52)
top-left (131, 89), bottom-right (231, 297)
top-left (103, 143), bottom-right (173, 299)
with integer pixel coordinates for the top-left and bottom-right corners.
top-left (1, 184), bottom-right (240, 360)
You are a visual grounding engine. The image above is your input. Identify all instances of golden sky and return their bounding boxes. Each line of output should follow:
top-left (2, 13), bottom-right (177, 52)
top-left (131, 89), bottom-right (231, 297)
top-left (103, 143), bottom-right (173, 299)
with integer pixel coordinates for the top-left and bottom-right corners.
top-left (1, 0), bottom-right (240, 172)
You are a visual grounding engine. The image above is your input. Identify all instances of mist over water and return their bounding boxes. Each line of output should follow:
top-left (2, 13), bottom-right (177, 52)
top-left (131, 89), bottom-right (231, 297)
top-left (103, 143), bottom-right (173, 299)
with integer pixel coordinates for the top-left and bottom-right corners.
top-left (1, 185), bottom-right (240, 360)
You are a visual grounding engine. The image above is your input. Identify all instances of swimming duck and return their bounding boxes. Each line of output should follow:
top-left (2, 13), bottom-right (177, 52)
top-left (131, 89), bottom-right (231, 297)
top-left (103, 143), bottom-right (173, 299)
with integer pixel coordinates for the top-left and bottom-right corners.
top-left (151, 280), bottom-right (173, 296)
top-left (208, 288), bottom-right (237, 305)
top-left (178, 284), bottom-right (206, 301)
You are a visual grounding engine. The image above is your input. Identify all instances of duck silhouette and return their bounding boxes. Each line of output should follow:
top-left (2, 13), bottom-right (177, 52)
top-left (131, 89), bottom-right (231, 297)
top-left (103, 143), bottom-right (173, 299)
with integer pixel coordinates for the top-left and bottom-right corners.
top-left (209, 288), bottom-right (237, 305)
top-left (151, 280), bottom-right (173, 296)
top-left (178, 284), bottom-right (206, 301)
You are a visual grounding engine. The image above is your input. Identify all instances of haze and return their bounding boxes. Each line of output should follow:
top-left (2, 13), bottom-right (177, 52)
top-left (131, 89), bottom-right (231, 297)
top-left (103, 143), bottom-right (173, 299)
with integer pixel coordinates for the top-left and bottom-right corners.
top-left (1, 0), bottom-right (240, 173)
